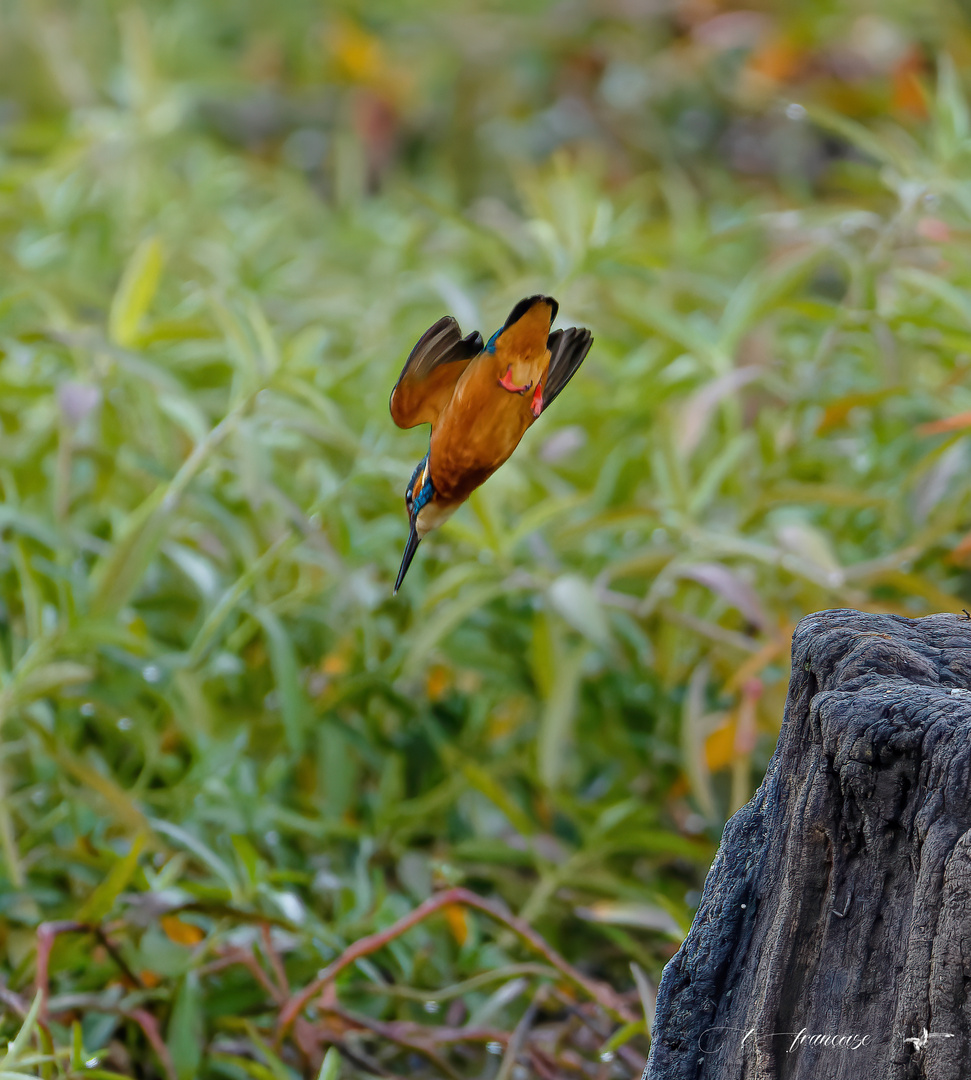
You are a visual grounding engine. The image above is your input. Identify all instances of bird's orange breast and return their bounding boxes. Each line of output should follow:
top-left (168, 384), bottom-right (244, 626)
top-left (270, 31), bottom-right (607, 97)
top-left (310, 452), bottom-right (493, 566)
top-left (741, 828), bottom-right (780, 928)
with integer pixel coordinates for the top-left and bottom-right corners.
top-left (429, 346), bottom-right (549, 503)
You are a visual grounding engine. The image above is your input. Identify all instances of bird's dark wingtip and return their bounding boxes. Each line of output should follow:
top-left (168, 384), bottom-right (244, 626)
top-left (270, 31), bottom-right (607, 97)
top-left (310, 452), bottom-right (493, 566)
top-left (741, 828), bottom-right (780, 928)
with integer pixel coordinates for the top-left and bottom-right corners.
top-left (540, 323), bottom-right (594, 411)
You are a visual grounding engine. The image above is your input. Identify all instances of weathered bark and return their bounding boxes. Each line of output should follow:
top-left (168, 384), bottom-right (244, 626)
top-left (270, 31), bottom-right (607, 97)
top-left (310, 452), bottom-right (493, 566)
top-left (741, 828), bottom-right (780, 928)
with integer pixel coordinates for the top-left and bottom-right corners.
top-left (643, 608), bottom-right (971, 1080)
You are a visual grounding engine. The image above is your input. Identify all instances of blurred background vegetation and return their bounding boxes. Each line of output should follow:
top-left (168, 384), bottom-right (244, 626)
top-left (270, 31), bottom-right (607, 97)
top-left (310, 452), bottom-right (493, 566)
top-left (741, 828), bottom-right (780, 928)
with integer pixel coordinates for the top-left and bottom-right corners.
top-left (2, 0), bottom-right (971, 1076)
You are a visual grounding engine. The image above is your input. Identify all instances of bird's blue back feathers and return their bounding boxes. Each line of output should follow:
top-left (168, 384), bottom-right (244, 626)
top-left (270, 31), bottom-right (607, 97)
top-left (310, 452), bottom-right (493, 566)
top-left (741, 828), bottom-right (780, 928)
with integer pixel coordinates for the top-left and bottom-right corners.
top-left (406, 453), bottom-right (435, 514)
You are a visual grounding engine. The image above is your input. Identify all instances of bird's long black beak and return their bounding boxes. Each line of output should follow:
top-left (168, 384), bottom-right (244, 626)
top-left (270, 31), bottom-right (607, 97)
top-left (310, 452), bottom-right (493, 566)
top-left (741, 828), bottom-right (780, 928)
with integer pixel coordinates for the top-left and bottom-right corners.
top-left (394, 522), bottom-right (421, 594)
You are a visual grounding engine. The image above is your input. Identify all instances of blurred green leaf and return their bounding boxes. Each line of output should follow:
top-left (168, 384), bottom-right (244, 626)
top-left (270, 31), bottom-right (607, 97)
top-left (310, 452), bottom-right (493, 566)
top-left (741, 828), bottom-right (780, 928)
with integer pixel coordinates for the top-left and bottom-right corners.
top-left (168, 973), bottom-right (204, 1080)
top-left (805, 105), bottom-right (910, 172)
top-left (88, 486), bottom-right (170, 617)
top-left (403, 581), bottom-right (511, 672)
top-left (459, 760), bottom-right (535, 838)
top-left (538, 637), bottom-right (587, 789)
top-left (934, 53), bottom-right (970, 160)
top-left (77, 832), bottom-right (146, 923)
top-left (150, 819), bottom-right (240, 899)
top-left (7, 662), bottom-right (93, 711)
top-left (547, 574), bottom-right (611, 650)
top-left (682, 664), bottom-right (717, 822)
top-left (0, 990), bottom-right (42, 1068)
top-left (896, 267), bottom-right (971, 328)
top-left (254, 605), bottom-right (309, 753)
top-left (108, 236), bottom-right (163, 348)
top-left (717, 246), bottom-right (824, 354)
top-left (316, 1048), bottom-right (341, 1080)
top-left (630, 961), bottom-right (657, 1037)
top-left (242, 1024), bottom-right (297, 1080)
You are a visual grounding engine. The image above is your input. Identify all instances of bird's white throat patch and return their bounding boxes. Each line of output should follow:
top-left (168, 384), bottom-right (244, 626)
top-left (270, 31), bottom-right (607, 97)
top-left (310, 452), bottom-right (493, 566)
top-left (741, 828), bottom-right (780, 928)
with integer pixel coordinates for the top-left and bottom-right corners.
top-left (416, 501), bottom-right (457, 537)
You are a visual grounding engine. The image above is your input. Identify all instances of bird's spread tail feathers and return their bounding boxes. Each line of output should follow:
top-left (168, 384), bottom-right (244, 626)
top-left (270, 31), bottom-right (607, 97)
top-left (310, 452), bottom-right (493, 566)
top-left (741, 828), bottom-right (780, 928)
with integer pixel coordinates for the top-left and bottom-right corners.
top-left (487, 295), bottom-right (558, 358)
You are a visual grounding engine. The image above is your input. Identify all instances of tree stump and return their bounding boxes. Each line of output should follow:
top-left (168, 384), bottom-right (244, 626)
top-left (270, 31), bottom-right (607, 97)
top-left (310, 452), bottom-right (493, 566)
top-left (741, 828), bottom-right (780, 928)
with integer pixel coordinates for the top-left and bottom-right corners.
top-left (643, 608), bottom-right (971, 1080)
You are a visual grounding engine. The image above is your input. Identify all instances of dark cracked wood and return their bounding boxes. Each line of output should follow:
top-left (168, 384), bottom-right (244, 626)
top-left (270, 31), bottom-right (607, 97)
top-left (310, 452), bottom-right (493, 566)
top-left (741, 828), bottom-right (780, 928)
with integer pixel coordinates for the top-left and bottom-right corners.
top-left (643, 608), bottom-right (971, 1080)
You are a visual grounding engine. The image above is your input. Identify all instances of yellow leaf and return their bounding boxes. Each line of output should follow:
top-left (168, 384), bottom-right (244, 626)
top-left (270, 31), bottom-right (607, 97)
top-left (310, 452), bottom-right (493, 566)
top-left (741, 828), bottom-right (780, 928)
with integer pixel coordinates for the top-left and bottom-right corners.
top-left (705, 719), bottom-right (736, 773)
top-left (108, 236), bottom-right (163, 348)
top-left (425, 664), bottom-right (450, 701)
top-left (321, 648), bottom-right (349, 676)
top-left (329, 18), bottom-right (384, 84)
top-left (443, 903), bottom-right (469, 946)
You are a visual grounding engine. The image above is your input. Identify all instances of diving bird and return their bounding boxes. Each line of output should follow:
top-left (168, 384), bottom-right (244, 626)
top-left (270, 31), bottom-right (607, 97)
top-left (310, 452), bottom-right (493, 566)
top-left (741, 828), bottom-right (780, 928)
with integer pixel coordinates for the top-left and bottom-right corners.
top-left (390, 294), bottom-right (593, 592)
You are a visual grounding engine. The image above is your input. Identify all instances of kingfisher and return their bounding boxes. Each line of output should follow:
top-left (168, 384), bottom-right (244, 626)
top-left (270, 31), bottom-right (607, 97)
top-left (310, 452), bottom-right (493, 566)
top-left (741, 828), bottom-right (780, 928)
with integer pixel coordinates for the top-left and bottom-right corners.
top-left (390, 295), bottom-right (593, 592)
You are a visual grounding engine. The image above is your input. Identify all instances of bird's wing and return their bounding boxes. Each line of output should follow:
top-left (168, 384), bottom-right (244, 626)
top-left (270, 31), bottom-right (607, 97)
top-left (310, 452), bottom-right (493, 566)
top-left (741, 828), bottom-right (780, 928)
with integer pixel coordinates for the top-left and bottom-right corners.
top-left (540, 327), bottom-right (593, 411)
top-left (389, 316), bottom-right (483, 429)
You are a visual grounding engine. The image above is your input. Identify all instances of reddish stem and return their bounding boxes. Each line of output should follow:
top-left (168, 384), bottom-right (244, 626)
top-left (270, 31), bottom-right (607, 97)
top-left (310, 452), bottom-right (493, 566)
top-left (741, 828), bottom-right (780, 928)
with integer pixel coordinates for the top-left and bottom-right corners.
top-left (261, 922), bottom-right (290, 998)
top-left (199, 945), bottom-right (284, 1003)
top-left (130, 1007), bottom-right (178, 1080)
top-left (36, 920), bottom-right (176, 1080)
top-left (36, 921), bottom-right (87, 1018)
top-left (322, 1004), bottom-right (483, 1080)
top-left (277, 886), bottom-right (635, 1039)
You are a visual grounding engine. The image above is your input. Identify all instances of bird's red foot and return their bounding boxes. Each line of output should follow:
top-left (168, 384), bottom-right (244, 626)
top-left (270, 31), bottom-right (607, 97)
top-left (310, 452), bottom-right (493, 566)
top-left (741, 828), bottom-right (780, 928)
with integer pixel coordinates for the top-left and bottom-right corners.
top-left (530, 383), bottom-right (544, 417)
top-left (498, 366), bottom-right (532, 394)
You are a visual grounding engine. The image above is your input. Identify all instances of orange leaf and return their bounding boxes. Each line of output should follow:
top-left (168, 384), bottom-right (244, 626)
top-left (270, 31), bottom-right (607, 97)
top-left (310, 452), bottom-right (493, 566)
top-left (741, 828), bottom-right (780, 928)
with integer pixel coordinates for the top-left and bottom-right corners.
top-left (892, 52), bottom-right (928, 118)
top-left (918, 410), bottom-right (971, 435)
top-left (748, 37), bottom-right (805, 83)
top-left (705, 719), bottom-right (736, 773)
top-left (425, 664), bottom-right (451, 702)
top-left (668, 775), bottom-right (689, 800)
top-left (949, 529), bottom-right (971, 565)
top-left (161, 915), bottom-right (205, 947)
top-left (817, 388), bottom-right (899, 433)
top-left (724, 636), bottom-right (786, 694)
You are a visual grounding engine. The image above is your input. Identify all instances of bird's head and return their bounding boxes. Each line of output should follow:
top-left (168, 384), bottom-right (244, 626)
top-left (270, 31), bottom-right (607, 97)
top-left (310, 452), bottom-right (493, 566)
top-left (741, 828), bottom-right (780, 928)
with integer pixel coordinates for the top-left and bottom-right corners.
top-left (395, 453), bottom-right (457, 593)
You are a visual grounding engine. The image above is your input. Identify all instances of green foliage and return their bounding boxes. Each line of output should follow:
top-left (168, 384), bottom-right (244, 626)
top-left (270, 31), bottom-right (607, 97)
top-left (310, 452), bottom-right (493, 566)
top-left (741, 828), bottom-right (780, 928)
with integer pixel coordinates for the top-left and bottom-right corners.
top-left (0, 0), bottom-right (970, 1077)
